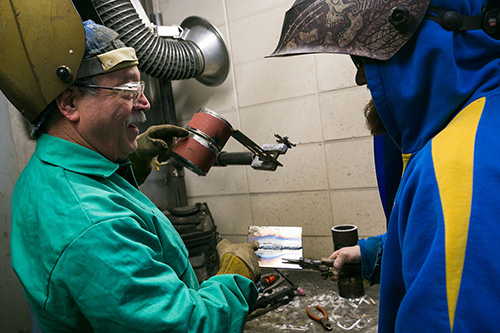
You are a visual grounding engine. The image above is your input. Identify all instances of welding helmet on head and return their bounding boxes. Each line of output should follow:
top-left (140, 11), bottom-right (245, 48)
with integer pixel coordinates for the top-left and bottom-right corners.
top-left (0, 0), bottom-right (138, 125)
top-left (269, 0), bottom-right (431, 60)
top-left (270, 0), bottom-right (500, 60)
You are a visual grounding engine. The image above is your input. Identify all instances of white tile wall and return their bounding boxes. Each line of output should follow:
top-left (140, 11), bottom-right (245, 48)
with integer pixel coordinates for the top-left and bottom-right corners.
top-left (159, 0), bottom-right (387, 258)
top-left (249, 191), bottom-right (333, 236)
top-left (303, 236), bottom-right (337, 258)
top-left (228, 5), bottom-right (291, 66)
top-left (239, 95), bottom-right (322, 145)
top-left (234, 56), bottom-right (316, 107)
top-left (330, 189), bottom-right (386, 237)
top-left (315, 54), bottom-right (359, 92)
top-left (247, 143), bottom-right (328, 193)
top-left (319, 87), bottom-right (373, 141)
top-left (8, 106), bottom-right (35, 173)
top-left (325, 138), bottom-right (377, 189)
top-left (156, 0), bottom-right (226, 26)
top-left (225, 0), bottom-right (293, 22)
top-left (172, 71), bottom-right (237, 122)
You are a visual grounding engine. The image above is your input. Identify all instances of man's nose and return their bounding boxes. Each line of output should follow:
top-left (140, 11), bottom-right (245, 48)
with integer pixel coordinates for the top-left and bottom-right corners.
top-left (134, 91), bottom-right (150, 111)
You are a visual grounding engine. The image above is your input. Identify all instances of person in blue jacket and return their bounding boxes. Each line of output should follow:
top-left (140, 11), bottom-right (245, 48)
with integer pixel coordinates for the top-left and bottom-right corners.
top-left (271, 0), bottom-right (500, 331)
top-left (2, 4), bottom-right (260, 332)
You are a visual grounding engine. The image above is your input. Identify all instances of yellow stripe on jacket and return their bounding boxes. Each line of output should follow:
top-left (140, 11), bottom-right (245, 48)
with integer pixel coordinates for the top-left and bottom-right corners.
top-left (431, 97), bottom-right (485, 331)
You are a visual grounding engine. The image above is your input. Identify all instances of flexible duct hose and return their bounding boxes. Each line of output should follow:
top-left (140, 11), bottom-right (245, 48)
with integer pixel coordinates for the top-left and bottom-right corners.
top-left (90, 0), bottom-right (204, 81)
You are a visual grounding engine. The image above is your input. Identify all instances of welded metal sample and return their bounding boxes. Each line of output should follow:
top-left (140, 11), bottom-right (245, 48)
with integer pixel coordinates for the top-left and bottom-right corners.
top-left (248, 226), bottom-right (303, 268)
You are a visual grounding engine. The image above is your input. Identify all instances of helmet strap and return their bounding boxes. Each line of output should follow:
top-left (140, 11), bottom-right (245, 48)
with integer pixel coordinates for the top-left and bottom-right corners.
top-left (424, 2), bottom-right (500, 39)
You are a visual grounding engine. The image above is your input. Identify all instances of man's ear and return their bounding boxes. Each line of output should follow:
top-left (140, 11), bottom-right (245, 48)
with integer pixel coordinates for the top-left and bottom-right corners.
top-left (56, 87), bottom-right (80, 122)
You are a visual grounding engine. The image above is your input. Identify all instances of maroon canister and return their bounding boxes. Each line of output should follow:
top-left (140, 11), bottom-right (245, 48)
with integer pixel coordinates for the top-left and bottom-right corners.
top-left (171, 107), bottom-right (233, 176)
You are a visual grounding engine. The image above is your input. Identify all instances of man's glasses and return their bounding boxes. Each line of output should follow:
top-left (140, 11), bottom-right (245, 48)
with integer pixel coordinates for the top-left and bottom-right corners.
top-left (75, 81), bottom-right (145, 107)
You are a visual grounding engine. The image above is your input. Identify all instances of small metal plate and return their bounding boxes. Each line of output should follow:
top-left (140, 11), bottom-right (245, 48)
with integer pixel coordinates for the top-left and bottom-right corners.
top-left (248, 226), bottom-right (303, 268)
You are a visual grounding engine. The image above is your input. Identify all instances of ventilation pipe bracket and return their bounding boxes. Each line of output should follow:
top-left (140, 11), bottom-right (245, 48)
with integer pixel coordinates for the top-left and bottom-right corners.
top-left (155, 25), bottom-right (184, 39)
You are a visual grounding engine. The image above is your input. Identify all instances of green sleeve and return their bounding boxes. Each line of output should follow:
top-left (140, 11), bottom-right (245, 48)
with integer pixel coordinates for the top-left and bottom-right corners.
top-left (50, 218), bottom-right (258, 332)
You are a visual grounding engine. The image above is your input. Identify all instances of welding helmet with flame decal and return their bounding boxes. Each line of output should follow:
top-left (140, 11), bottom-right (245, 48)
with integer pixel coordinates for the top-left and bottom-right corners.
top-left (0, 0), bottom-right (138, 126)
top-left (269, 0), bottom-right (431, 60)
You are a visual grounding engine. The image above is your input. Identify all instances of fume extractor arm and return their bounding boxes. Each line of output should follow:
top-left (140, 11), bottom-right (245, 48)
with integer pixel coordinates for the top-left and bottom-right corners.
top-left (88, 0), bottom-right (229, 86)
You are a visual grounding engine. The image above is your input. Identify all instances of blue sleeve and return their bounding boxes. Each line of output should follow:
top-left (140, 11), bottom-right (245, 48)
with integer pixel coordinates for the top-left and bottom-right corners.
top-left (358, 233), bottom-right (385, 285)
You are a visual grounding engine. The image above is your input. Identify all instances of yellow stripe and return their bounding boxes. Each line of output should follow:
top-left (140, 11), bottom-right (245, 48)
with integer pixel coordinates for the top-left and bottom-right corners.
top-left (402, 153), bottom-right (412, 174)
top-left (431, 97), bottom-right (485, 331)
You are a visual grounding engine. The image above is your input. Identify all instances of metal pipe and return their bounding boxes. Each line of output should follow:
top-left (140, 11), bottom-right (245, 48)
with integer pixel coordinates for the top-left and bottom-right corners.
top-left (214, 152), bottom-right (254, 166)
top-left (331, 225), bottom-right (364, 298)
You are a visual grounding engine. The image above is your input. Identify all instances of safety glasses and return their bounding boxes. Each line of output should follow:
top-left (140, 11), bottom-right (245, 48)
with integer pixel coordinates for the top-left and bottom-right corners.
top-left (75, 81), bottom-right (145, 107)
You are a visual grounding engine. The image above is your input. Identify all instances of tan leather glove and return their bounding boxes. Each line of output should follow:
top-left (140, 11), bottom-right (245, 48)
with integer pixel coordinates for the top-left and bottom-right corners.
top-left (216, 239), bottom-right (261, 282)
top-left (129, 124), bottom-right (188, 185)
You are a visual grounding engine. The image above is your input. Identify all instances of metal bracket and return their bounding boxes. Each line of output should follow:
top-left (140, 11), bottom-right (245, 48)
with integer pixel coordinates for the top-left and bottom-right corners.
top-left (154, 25), bottom-right (184, 38)
top-left (231, 131), bottom-right (296, 171)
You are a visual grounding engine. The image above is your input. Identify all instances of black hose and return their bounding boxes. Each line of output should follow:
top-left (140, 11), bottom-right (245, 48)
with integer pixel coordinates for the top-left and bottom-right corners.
top-left (90, 0), bottom-right (204, 81)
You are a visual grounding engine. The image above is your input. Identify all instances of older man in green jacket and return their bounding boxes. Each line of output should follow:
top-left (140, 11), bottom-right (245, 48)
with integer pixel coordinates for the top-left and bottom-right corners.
top-left (5, 5), bottom-right (259, 332)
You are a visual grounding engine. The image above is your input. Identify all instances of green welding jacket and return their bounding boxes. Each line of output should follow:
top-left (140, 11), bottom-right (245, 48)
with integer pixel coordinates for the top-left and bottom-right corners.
top-left (11, 134), bottom-right (258, 332)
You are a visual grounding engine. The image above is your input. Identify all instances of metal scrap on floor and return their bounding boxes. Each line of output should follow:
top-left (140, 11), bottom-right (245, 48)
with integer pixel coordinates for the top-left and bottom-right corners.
top-left (244, 269), bottom-right (379, 332)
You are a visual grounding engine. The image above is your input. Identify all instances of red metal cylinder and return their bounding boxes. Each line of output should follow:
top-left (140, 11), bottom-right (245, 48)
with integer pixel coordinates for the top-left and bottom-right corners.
top-left (171, 108), bottom-right (233, 176)
top-left (186, 108), bottom-right (233, 150)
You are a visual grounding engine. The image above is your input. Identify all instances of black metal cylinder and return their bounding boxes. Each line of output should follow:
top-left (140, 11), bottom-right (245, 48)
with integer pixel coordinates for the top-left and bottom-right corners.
top-left (215, 152), bottom-right (253, 166)
top-left (331, 224), bottom-right (364, 298)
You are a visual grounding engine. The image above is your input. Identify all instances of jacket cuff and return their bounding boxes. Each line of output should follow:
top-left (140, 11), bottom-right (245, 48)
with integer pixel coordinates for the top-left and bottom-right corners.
top-left (358, 233), bottom-right (386, 285)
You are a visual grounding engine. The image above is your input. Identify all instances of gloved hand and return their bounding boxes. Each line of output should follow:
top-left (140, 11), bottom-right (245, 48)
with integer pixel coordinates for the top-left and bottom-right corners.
top-left (129, 124), bottom-right (188, 185)
top-left (216, 239), bottom-right (261, 282)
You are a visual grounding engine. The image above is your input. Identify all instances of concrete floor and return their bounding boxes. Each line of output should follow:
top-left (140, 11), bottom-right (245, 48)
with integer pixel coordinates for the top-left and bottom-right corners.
top-left (244, 269), bottom-right (379, 332)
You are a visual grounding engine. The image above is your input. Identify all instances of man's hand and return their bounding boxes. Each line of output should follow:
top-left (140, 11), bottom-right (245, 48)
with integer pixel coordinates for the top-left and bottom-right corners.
top-left (324, 245), bottom-right (361, 281)
top-left (216, 239), bottom-right (261, 282)
top-left (135, 124), bottom-right (188, 162)
top-left (129, 124), bottom-right (188, 184)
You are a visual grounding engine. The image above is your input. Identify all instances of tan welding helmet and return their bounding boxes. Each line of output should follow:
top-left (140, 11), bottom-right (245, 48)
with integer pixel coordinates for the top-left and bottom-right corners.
top-left (0, 0), bottom-right (85, 123)
top-left (269, 0), bottom-right (430, 61)
top-left (0, 0), bottom-right (139, 125)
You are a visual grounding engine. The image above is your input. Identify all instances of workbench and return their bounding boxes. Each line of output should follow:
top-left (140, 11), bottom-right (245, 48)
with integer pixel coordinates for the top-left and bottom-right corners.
top-left (244, 269), bottom-right (379, 332)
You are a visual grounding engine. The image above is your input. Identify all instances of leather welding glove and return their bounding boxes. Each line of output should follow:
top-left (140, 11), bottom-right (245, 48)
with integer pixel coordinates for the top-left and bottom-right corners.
top-left (216, 239), bottom-right (261, 283)
top-left (129, 124), bottom-right (188, 185)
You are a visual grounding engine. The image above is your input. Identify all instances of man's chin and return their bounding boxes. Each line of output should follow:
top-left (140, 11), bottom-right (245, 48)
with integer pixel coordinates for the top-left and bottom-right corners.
top-left (129, 140), bottom-right (138, 154)
top-left (364, 99), bottom-right (387, 136)
top-left (123, 136), bottom-right (138, 158)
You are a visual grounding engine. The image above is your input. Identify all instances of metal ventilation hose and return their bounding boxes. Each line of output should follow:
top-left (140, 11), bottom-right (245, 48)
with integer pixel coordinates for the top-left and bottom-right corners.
top-left (90, 0), bottom-right (204, 81)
